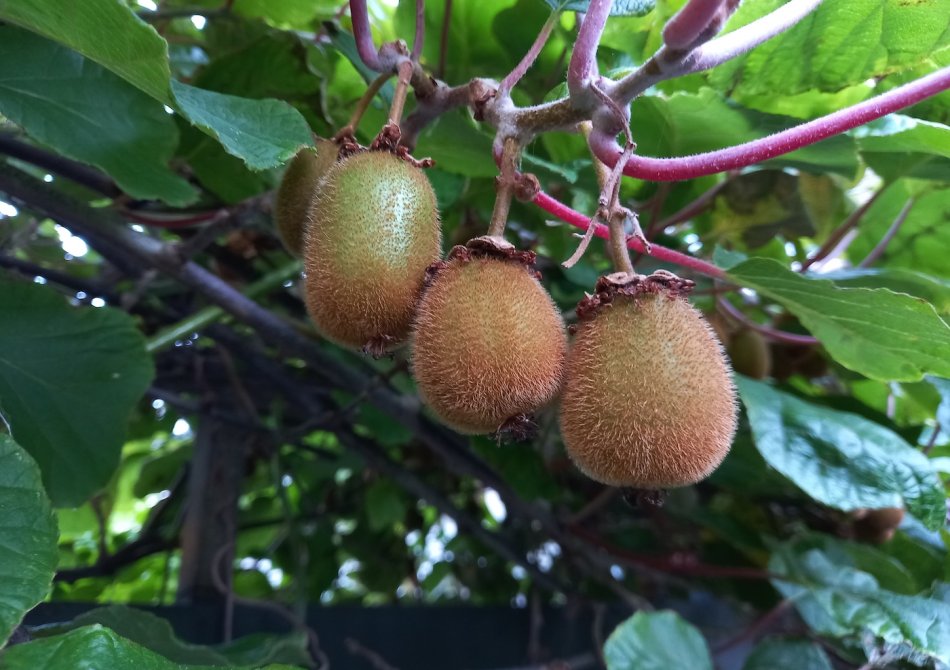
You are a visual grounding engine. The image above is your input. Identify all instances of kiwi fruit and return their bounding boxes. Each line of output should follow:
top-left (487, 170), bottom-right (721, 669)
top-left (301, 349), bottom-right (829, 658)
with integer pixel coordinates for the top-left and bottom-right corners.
top-left (728, 328), bottom-right (771, 379)
top-left (411, 237), bottom-right (567, 435)
top-left (852, 507), bottom-right (905, 544)
top-left (304, 150), bottom-right (441, 352)
top-left (560, 271), bottom-right (738, 489)
top-left (274, 138), bottom-right (339, 257)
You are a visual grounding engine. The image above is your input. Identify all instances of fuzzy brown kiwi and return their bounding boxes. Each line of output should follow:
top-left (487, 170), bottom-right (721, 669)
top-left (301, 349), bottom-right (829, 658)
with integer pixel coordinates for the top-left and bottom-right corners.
top-left (274, 138), bottom-right (338, 257)
top-left (560, 271), bottom-right (738, 489)
top-left (852, 507), bottom-right (905, 544)
top-left (411, 237), bottom-right (567, 435)
top-left (303, 150), bottom-right (442, 353)
top-left (728, 328), bottom-right (772, 379)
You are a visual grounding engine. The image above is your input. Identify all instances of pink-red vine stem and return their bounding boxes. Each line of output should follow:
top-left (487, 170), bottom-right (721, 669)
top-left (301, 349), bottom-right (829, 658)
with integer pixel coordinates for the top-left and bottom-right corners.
top-left (533, 191), bottom-right (725, 279)
top-left (592, 66), bottom-right (950, 181)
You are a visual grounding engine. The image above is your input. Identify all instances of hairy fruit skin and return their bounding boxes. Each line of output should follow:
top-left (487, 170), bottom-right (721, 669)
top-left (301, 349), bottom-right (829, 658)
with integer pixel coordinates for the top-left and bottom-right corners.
top-left (560, 273), bottom-right (738, 489)
top-left (304, 151), bottom-right (441, 351)
top-left (411, 244), bottom-right (567, 434)
top-left (274, 139), bottom-right (338, 257)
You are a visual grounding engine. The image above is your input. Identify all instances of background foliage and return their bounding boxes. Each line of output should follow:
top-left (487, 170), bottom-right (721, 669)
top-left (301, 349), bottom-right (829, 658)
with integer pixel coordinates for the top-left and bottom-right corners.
top-left (0, 0), bottom-right (949, 668)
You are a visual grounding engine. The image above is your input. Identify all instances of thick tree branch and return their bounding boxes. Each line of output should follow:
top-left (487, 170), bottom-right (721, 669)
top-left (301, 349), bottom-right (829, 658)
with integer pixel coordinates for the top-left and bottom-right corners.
top-left (0, 133), bottom-right (120, 197)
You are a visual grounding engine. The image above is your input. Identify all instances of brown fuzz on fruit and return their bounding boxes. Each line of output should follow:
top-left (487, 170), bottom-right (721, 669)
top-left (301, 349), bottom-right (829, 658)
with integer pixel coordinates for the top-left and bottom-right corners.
top-left (560, 270), bottom-right (738, 489)
top-left (304, 150), bottom-right (441, 352)
top-left (411, 237), bottom-right (567, 435)
top-left (728, 328), bottom-right (772, 379)
top-left (274, 138), bottom-right (339, 257)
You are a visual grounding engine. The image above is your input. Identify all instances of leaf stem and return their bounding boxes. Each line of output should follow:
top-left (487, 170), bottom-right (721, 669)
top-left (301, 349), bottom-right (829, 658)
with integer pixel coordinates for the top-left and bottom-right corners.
top-left (534, 191), bottom-right (726, 279)
top-left (387, 60), bottom-right (414, 125)
top-left (335, 71), bottom-right (393, 139)
top-left (498, 11), bottom-right (558, 95)
top-left (593, 65), bottom-right (950, 181)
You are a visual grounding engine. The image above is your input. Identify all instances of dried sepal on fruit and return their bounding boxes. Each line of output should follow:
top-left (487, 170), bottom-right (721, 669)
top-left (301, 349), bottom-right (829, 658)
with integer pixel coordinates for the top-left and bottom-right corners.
top-left (411, 236), bottom-right (567, 436)
top-left (560, 270), bottom-right (738, 489)
top-left (274, 138), bottom-right (339, 257)
top-left (303, 149), bottom-right (441, 353)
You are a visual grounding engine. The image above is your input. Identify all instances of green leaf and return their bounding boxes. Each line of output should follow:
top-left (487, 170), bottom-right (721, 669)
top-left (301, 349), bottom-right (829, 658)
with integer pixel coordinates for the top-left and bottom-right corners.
top-left (604, 611), bottom-right (713, 670)
top-left (364, 480), bottom-right (408, 532)
top-left (743, 638), bottom-right (833, 670)
top-left (770, 540), bottom-right (950, 664)
top-left (709, 0), bottom-right (950, 98)
top-left (0, 0), bottom-right (173, 103)
top-left (856, 115), bottom-right (950, 182)
top-left (738, 378), bottom-right (945, 530)
top-left (849, 182), bottom-right (950, 280)
top-left (193, 32), bottom-right (320, 99)
top-left (34, 606), bottom-right (310, 667)
top-left (540, 0), bottom-right (656, 16)
top-left (817, 268), bottom-right (950, 315)
top-left (171, 81), bottom-right (311, 170)
top-left (0, 0), bottom-right (313, 171)
top-left (0, 25), bottom-right (197, 205)
top-left (0, 625), bottom-right (299, 669)
top-left (0, 280), bottom-right (154, 507)
top-left (630, 89), bottom-right (859, 178)
top-left (0, 435), bottom-right (57, 647)
top-left (727, 257), bottom-right (950, 382)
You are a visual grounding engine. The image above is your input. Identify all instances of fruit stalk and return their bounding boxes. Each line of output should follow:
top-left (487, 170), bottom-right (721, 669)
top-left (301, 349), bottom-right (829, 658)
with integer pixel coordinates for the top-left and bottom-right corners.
top-left (486, 137), bottom-right (521, 237)
top-left (334, 71), bottom-right (393, 140)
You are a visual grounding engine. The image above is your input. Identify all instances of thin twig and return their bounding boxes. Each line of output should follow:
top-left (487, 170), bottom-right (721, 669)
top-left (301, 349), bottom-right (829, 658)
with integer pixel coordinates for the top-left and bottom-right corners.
top-left (858, 197), bottom-right (916, 268)
top-left (437, 0), bottom-right (452, 79)
top-left (717, 296), bottom-right (819, 346)
top-left (802, 184), bottom-right (889, 270)
top-left (410, 0), bottom-right (425, 61)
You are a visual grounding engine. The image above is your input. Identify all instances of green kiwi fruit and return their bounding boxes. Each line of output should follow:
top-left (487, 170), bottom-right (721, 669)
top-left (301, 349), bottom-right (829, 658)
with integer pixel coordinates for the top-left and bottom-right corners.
top-left (728, 328), bottom-right (772, 379)
top-left (560, 271), bottom-right (738, 489)
top-left (303, 150), bottom-right (442, 353)
top-left (274, 138), bottom-right (338, 257)
top-left (411, 238), bottom-right (567, 435)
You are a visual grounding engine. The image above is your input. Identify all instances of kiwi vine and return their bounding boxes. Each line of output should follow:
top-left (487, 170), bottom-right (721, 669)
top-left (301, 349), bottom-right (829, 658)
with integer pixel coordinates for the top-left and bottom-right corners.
top-left (278, 0), bottom-right (950, 492)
